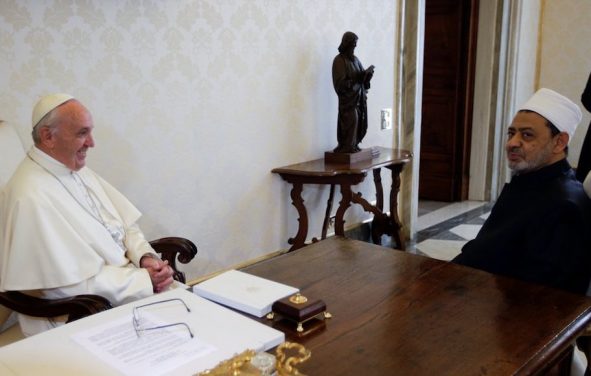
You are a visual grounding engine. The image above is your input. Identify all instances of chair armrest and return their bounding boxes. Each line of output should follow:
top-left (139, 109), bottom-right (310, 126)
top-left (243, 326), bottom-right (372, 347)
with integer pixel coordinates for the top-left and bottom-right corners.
top-left (149, 237), bottom-right (198, 284)
top-left (0, 291), bottom-right (112, 323)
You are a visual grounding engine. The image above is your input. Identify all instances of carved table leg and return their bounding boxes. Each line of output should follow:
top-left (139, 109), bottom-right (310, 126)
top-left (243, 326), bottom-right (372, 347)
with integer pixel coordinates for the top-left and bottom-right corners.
top-left (334, 184), bottom-right (353, 236)
top-left (344, 183), bottom-right (387, 245)
top-left (387, 164), bottom-right (405, 250)
top-left (373, 168), bottom-right (384, 212)
top-left (321, 184), bottom-right (336, 239)
top-left (371, 168), bottom-right (386, 245)
top-left (287, 182), bottom-right (308, 252)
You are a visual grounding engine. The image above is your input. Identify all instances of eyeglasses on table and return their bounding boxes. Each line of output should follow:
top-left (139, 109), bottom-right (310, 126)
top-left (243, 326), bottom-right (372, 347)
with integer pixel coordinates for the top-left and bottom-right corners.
top-left (132, 297), bottom-right (194, 339)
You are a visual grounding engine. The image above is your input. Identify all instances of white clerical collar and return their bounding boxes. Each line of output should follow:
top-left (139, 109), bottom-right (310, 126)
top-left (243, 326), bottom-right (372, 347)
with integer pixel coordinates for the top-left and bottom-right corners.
top-left (29, 146), bottom-right (79, 177)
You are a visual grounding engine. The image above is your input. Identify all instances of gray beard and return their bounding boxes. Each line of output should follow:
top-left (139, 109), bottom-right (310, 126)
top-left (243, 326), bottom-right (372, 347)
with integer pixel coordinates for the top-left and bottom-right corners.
top-left (508, 143), bottom-right (554, 176)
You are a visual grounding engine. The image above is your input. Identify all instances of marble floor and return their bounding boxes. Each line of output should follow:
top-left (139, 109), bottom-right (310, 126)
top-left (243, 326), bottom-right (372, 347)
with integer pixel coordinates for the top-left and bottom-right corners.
top-left (408, 200), bottom-right (495, 261)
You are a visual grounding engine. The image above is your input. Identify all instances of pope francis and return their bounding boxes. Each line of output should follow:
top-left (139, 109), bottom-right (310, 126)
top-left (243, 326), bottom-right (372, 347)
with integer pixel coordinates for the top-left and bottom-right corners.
top-left (0, 94), bottom-right (174, 336)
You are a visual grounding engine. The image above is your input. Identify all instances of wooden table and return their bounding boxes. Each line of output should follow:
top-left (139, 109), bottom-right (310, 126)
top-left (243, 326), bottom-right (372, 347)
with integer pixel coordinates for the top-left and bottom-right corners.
top-left (243, 237), bottom-right (591, 375)
top-left (272, 147), bottom-right (412, 252)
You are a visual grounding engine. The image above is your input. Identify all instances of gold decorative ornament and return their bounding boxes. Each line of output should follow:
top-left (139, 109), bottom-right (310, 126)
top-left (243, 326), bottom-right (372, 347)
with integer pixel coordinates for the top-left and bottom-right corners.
top-left (276, 342), bottom-right (311, 376)
top-left (196, 349), bottom-right (261, 375)
top-left (289, 293), bottom-right (308, 304)
top-left (195, 342), bottom-right (311, 376)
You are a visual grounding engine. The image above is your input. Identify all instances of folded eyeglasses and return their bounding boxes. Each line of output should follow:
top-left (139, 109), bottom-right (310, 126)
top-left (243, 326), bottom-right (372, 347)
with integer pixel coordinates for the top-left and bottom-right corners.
top-left (132, 298), bottom-right (194, 339)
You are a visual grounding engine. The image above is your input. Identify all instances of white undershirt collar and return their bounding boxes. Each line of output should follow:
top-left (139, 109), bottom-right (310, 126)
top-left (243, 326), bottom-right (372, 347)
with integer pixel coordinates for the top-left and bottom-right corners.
top-left (29, 146), bottom-right (77, 178)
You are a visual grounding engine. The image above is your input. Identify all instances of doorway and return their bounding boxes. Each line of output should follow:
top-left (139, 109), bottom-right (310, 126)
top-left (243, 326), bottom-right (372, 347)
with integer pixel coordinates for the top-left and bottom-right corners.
top-left (419, 0), bottom-right (479, 201)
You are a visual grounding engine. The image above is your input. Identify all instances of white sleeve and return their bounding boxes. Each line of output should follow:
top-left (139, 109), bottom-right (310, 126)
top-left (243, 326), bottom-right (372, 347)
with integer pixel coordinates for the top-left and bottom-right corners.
top-left (19, 265), bottom-right (154, 337)
top-left (124, 223), bottom-right (158, 267)
top-left (42, 264), bottom-right (153, 306)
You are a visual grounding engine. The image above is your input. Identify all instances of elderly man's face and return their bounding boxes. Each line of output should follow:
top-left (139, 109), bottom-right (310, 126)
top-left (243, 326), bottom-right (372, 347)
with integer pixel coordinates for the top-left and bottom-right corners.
top-left (505, 111), bottom-right (563, 174)
top-left (46, 101), bottom-right (95, 171)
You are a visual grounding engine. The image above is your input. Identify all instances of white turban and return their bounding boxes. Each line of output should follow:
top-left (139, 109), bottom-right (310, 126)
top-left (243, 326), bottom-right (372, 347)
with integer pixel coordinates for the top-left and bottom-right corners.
top-left (32, 93), bottom-right (74, 128)
top-left (519, 88), bottom-right (582, 143)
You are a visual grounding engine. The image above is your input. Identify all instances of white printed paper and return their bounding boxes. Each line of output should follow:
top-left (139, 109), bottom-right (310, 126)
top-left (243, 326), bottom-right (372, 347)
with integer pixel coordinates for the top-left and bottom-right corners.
top-left (72, 313), bottom-right (216, 376)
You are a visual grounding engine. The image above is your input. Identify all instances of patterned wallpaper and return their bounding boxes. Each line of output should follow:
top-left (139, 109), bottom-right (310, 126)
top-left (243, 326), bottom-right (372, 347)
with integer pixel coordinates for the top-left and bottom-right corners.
top-left (0, 1), bottom-right (398, 280)
top-left (538, 0), bottom-right (591, 164)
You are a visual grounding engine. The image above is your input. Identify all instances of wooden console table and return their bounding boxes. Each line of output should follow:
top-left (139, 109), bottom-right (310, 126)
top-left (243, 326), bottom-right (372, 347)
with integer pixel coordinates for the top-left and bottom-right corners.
top-left (272, 147), bottom-right (412, 252)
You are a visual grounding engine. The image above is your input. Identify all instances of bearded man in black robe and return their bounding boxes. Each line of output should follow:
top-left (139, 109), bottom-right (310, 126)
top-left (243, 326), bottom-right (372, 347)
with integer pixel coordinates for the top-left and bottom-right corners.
top-left (453, 88), bottom-right (591, 295)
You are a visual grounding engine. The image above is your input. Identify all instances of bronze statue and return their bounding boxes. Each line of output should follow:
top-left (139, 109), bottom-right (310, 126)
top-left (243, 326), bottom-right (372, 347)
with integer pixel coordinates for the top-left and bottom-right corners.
top-left (332, 31), bottom-right (374, 153)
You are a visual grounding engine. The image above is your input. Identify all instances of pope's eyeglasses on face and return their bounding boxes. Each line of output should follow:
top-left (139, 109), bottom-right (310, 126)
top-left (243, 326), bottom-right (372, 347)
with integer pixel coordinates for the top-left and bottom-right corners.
top-left (132, 298), bottom-right (194, 339)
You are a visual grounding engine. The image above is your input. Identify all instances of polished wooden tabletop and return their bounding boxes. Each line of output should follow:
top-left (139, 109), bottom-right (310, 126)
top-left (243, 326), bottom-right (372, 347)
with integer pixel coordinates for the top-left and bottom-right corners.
top-left (271, 147), bottom-right (412, 177)
top-left (242, 237), bottom-right (591, 375)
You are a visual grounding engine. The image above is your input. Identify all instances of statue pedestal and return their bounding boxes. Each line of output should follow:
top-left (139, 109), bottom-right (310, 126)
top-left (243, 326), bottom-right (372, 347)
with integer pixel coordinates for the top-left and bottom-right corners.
top-left (324, 148), bottom-right (378, 165)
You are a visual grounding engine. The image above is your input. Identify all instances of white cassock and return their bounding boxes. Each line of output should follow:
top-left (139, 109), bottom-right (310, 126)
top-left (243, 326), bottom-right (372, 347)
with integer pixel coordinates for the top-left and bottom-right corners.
top-left (0, 146), bottom-right (156, 336)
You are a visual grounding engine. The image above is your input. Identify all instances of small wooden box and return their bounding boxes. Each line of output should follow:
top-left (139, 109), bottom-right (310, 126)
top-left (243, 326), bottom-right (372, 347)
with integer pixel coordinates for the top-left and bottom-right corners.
top-left (267, 294), bottom-right (331, 333)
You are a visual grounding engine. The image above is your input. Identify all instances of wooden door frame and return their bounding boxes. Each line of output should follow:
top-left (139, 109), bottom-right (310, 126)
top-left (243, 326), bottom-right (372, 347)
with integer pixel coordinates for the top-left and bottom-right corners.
top-left (458, 0), bottom-right (480, 200)
top-left (418, 0), bottom-right (480, 202)
top-left (398, 0), bottom-right (531, 239)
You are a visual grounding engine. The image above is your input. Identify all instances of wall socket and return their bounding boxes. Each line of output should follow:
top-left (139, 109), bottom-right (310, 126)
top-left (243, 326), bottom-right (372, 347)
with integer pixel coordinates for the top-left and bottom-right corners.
top-left (380, 108), bottom-right (392, 130)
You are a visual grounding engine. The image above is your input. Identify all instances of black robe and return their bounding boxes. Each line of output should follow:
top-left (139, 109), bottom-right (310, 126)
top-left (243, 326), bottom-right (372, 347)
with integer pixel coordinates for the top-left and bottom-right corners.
top-left (453, 159), bottom-right (591, 294)
top-left (576, 72), bottom-right (591, 182)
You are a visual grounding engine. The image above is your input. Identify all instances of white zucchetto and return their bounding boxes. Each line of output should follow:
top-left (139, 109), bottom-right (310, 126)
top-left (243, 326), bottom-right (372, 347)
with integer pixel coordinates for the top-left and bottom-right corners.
top-left (32, 93), bottom-right (74, 128)
top-left (519, 88), bottom-right (582, 143)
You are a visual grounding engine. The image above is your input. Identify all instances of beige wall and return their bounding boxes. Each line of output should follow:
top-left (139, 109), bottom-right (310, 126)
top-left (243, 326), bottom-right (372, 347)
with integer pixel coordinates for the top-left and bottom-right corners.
top-left (0, 1), bottom-right (400, 280)
top-left (538, 0), bottom-right (591, 165)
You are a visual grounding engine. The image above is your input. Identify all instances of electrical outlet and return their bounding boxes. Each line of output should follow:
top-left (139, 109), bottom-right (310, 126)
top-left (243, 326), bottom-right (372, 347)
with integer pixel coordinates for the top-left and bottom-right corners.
top-left (381, 109), bottom-right (392, 130)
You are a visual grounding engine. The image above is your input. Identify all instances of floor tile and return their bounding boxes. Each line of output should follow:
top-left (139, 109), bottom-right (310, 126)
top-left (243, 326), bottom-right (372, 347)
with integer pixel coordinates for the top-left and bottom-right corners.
top-left (416, 201), bottom-right (487, 231)
top-left (415, 239), bottom-right (466, 261)
top-left (450, 224), bottom-right (481, 240)
top-left (408, 202), bottom-right (494, 257)
top-left (418, 200), bottom-right (449, 217)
